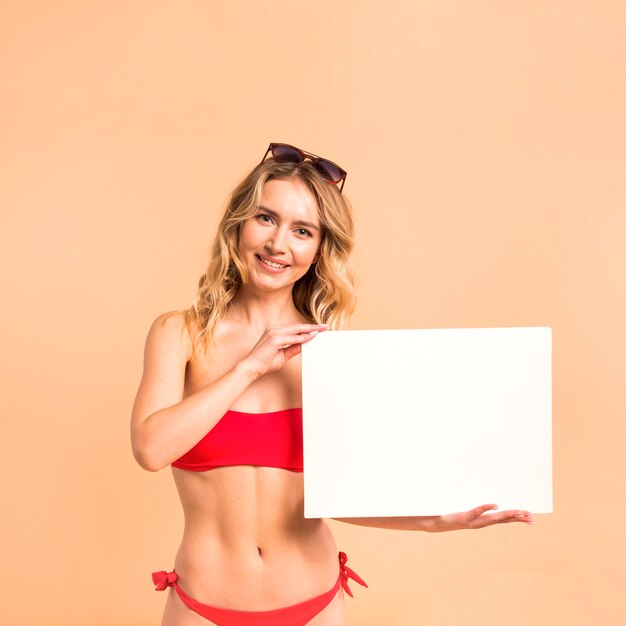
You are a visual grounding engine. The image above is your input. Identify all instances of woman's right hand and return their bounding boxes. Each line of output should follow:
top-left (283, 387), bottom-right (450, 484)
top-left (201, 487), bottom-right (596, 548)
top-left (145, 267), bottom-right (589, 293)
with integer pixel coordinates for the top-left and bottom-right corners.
top-left (242, 323), bottom-right (329, 380)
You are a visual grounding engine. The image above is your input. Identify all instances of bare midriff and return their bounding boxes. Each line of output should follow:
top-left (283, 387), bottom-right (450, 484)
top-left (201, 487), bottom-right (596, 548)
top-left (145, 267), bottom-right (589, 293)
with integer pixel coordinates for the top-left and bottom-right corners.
top-left (171, 465), bottom-right (339, 610)
top-left (168, 317), bottom-right (339, 611)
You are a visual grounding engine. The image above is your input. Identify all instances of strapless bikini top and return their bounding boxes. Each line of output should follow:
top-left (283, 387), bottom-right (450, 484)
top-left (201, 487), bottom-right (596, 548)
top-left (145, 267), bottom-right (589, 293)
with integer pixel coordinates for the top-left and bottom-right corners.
top-left (171, 408), bottom-right (303, 472)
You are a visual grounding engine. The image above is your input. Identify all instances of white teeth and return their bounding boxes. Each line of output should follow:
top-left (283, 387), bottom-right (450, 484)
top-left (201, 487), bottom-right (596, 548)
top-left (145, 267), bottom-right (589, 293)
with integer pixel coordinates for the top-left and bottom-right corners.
top-left (259, 255), bottom-right (287, 269)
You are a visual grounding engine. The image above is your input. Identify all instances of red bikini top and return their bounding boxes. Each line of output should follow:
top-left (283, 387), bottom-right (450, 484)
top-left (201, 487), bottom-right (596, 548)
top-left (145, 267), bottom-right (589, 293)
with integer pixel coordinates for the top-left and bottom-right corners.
top-left (171, 408), bottom-right (303, 472)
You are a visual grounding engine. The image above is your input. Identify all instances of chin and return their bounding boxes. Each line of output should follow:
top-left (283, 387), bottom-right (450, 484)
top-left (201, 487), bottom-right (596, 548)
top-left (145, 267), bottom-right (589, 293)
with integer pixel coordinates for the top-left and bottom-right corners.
top-left (252, 270), bottom-right (307, 291)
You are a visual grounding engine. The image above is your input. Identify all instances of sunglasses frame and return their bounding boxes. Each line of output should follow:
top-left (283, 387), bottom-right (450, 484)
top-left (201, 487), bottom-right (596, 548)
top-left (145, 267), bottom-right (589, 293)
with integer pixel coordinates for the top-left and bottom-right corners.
top-left (261, 142), bottom-right (347, 193)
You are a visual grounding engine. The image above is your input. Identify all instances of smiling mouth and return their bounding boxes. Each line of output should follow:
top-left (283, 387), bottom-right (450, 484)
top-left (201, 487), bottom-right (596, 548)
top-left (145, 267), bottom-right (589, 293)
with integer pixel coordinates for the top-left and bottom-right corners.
top-left (256, 254), bottom-right (289, 269)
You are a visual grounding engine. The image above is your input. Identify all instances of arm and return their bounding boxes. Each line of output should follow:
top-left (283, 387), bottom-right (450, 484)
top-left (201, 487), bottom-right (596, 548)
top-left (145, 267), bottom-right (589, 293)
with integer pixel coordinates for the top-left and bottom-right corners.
top-left (331, 504), bottom-right (533, 532)
top-left (130, 311), bottom-right (257, 471)
top-left (130, 313), bottom-right (328, 472)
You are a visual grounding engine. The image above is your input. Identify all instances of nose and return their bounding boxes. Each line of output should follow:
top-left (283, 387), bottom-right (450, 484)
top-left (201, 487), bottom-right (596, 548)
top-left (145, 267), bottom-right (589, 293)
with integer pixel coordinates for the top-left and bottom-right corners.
top-left (266, 225), bottom-right (289, 253)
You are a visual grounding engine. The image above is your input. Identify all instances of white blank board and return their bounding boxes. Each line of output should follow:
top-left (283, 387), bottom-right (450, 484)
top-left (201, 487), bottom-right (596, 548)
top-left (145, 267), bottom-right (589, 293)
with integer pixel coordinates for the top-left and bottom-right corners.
top-left (301, 327), bottom-right (552, 518)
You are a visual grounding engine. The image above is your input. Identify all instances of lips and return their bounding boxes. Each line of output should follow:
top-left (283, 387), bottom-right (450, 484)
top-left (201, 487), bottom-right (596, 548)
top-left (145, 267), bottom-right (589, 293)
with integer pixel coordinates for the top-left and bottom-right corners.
top-left (256, 254), bottom-right (290, 269)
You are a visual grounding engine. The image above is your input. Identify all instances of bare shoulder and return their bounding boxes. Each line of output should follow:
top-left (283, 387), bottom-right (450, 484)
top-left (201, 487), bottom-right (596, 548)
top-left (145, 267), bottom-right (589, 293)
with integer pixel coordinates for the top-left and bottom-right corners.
top-left (147, 309), bottom-right (193, 362)
top-left (131, 310), bottom-right (193, 435)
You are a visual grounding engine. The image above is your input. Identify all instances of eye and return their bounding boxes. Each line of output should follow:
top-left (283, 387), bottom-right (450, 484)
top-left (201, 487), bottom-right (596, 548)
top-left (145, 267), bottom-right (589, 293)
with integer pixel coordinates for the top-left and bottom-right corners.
top-left (256, 213), bottom-right (273, 224)
top-left (296, 227), bottom-right (313, 237)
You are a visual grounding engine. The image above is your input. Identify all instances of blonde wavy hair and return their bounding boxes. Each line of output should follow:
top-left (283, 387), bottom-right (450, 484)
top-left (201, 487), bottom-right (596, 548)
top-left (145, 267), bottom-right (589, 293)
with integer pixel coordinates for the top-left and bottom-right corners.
top-left (184, 158), bottom-right (358, 359)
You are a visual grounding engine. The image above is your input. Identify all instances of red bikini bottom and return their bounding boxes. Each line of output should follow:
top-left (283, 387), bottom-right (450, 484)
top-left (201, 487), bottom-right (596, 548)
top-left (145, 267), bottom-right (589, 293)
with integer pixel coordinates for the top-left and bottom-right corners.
top-left (152, 551), bottom-right (367, 626)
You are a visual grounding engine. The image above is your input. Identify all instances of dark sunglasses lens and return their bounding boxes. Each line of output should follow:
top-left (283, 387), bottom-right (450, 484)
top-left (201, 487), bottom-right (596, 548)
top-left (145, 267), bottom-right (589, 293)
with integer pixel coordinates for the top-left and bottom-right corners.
top-left (315, 159), bottom-right (344, 183)
top-left (272, 144), bottom-right (304, 163)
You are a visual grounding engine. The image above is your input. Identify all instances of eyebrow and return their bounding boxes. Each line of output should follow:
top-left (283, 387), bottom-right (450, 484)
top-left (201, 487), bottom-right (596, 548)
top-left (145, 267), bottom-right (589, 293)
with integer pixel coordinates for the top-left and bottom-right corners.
top-left (257, 206), bottom-right (321, 232)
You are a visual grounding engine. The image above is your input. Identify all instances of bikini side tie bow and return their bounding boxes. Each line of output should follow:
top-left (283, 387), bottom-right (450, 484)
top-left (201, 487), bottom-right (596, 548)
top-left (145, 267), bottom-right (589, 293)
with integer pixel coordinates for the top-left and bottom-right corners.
top-left (338, 551), bottom-right (368, 597)
top-left (152, 570), bottom-right (178, 591)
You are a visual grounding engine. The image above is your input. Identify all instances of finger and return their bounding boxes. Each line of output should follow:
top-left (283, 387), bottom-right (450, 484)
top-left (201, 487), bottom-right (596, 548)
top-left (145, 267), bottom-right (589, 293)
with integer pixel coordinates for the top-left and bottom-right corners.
top-left (272, 323), bottom-right (329, 334)
top-left (487, 511), bottom-right (533, 525)
top-left (496, 516), bottom-right (534, 525)
top-left (497, 509), bottom-right (532, 520)
top-left (301, 330), bottom-right (321, 341)
top-left (471, 504), bottom-right (499, 517)
top-left (277, 331), bottom-right (321, 347)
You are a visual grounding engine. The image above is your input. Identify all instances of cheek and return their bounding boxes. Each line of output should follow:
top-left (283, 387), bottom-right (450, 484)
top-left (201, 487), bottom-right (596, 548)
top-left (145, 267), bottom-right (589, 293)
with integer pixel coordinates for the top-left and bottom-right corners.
top-left (239, 222), bottom-right (261, 249)
top-left (296, 242), bottom-right (320, 266)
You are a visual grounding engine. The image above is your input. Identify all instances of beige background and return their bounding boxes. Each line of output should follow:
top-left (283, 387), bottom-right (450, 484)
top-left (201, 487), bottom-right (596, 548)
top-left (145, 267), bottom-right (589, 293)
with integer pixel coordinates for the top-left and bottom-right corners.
top-left (1, 1), bottom-right (624, 624)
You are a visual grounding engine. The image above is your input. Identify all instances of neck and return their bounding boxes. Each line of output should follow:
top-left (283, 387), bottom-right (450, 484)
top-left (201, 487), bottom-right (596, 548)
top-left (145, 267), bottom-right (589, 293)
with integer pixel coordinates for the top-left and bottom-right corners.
top-left (228, 284), bottom-right (302, 331)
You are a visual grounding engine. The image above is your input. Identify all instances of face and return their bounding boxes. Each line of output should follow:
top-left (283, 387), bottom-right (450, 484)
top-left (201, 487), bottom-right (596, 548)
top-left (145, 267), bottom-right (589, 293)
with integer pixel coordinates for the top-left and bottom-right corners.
top-left (238, 178), bottom-right (322, 292)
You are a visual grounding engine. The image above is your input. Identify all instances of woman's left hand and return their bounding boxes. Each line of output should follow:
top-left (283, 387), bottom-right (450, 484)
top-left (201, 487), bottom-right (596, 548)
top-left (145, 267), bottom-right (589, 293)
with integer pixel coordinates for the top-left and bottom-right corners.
top-left (435, 504), bottom-right (533, 531)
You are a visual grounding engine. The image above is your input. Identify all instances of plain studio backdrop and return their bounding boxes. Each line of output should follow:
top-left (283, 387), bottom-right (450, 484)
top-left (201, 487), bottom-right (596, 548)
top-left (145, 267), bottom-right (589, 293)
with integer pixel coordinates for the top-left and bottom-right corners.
top-left (1, 2), bottom-right (625, 625)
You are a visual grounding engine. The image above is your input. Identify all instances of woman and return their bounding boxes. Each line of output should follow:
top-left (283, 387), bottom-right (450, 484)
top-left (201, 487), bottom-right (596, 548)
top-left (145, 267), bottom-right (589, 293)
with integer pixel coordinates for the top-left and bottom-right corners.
top-left (130, 142), bottom-right (533, 626)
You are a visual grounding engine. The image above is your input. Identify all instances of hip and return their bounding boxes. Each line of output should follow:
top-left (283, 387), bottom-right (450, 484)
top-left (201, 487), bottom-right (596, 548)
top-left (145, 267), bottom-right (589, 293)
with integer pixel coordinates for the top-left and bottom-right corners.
top-left (170, 519), bottom-right (340, 609)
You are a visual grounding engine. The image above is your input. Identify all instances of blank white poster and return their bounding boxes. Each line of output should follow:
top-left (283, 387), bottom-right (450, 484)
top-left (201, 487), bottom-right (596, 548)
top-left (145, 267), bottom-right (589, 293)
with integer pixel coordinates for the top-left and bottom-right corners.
top-left (301, 327), bottom-right (552, 518)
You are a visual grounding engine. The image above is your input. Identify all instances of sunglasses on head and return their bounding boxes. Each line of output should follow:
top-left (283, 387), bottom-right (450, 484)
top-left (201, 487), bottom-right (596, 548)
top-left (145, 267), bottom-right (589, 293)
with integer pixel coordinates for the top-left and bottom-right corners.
top-left (261, 142), bottom-right (347, 193)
